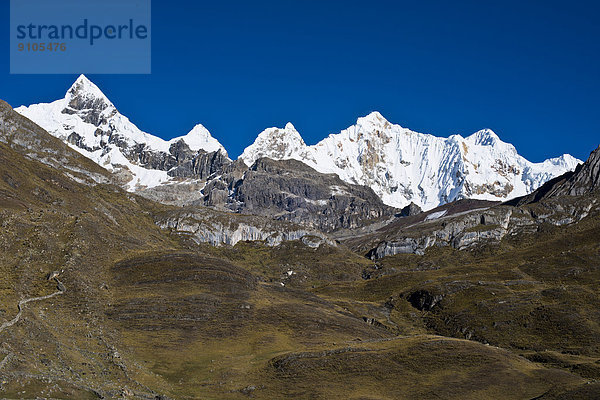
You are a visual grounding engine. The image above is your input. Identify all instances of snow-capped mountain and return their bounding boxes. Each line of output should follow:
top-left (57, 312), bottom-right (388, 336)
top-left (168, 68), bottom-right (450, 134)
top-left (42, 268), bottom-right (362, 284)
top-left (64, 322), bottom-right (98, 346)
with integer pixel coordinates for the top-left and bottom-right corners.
top-left (240, 112), bottom-right (581, 209)
top-left (15, 75), bottom-right (228, 191)
top-left (240, 123), bottom-right (309, 162)
top-left (15, 76), bottom-right (581, 210)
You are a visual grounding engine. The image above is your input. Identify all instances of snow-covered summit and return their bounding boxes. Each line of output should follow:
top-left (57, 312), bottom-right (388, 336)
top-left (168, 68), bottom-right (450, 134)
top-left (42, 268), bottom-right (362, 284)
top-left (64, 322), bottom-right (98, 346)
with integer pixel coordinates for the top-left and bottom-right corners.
top-left (240, 122), bottom-right (306, 164)
top-left (15, 75), bottom-right (227, 190)
top-left (358, 111), bottom-right (389, 125)
top-left (169, 124), bottom-right (227, 155)
top-left (66, 74), bottom-right (114, 106)
top-left (239, 112), bottom-right (582, 210)
top-left (466, 128), bottom-right (502, 147)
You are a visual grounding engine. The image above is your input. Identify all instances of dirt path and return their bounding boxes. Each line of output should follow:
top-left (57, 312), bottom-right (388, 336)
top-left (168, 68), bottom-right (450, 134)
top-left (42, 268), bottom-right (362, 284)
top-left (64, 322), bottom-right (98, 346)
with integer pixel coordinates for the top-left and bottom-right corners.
top-left (0, 279), bottom-right (65, 336)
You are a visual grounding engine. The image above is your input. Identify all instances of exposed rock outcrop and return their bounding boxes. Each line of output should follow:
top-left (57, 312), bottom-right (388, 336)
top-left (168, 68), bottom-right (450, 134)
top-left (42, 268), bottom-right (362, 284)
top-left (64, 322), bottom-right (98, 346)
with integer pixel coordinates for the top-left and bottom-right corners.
top-left (399, 202), bottom-right (422, 217)
top-left (362, 195), bottom-right (597, 258)
top-left (156, 207), bottom-right (335, 247)
top-left (407, 290), bottom-right (444, 311)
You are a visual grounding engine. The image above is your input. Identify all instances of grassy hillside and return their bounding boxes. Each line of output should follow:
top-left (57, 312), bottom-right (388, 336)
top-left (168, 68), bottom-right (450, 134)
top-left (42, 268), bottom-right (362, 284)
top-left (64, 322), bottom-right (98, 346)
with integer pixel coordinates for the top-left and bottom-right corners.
top-left (316, 203), bottom-right (600, 383)
top-left (0, 100), bottom-right (598, 399)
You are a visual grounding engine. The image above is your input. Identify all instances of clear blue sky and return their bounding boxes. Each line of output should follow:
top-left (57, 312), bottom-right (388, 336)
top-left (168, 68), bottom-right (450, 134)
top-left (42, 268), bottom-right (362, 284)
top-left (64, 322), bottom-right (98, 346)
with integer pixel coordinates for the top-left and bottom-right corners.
top-left (1, 0), bottom-right (599, 161)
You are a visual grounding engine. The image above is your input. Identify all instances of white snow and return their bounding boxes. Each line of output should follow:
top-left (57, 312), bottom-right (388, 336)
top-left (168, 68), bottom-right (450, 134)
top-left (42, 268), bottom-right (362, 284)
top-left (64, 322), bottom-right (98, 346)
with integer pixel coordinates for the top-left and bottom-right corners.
top-left (14, 76), bottom-right (582, 209)
top-left (15, 75), bottom-right (227, 191)
top-left (239, 111), bottom-right (582, 210)
top-left (239, 122), bottom-right (306, 165)
top-left (169, 124), bottom-right (226, 154)
top-left (425, 210), bottom-right (447, 221)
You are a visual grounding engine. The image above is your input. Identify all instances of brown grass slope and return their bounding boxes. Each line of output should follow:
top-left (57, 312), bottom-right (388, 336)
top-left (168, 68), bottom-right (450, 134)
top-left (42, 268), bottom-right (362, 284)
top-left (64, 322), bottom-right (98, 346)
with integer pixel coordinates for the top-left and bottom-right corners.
top-left (316, 203), bottom-right (600, 385)
top-left (0, 99), bottom-right (596, 399)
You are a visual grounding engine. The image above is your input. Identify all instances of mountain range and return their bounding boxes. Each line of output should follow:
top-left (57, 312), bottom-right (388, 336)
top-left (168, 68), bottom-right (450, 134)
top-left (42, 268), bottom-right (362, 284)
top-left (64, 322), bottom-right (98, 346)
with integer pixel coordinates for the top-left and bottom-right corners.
top-left (1, 81), bottom-right (600, 399)
top-left (15, 75), bottom-right (581, 210)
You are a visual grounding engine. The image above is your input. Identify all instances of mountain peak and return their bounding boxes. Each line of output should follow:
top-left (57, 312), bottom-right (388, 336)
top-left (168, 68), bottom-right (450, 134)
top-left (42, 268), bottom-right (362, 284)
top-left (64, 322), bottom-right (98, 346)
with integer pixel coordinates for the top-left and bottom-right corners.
top-left (239, 123), bottom-right (307, 165)
top-left (357, 111), bottom-right (389, 126)
top-left (467, 129), bottom-right (500, 146)
top-left (257, 123), bottom-right (304, 142)
top-left (66, 75), bottom-right (110, 101)
top-left (74, 74), bottom-right (92, 86)
top-left (171, 124), bottom-right (227, 155)
top-left (188, 123), bottom-right (209, 134)
top-left (64, 74), bottom-right (115, 115)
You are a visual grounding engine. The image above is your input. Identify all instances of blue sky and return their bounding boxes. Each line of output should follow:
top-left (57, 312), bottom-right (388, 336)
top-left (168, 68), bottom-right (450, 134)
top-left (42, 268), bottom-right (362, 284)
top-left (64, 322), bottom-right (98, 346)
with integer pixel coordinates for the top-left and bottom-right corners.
top-left (1, 0), bottom-right (599, 161)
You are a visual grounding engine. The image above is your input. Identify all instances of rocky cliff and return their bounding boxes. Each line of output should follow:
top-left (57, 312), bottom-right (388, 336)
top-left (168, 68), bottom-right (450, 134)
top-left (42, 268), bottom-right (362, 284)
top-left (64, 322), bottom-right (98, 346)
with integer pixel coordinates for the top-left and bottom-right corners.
top-left (204, 158), bottom-right (398, 232)
top-left (156, 207), bottom-right (334, 247)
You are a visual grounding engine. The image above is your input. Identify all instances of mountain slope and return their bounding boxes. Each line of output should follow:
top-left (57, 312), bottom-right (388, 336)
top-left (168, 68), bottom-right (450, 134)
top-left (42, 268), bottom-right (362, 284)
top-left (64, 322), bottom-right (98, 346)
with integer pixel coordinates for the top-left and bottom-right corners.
top-left (240, 112), bottom-right (581, 210)
top-left (504, 144), bottom-right (599, 207)
top-left (0, 99), bottom-right (110, 187)
top-left (554, 144), bottom-right (600, 195)
top-left (1, 97), bottom-right (598, 399)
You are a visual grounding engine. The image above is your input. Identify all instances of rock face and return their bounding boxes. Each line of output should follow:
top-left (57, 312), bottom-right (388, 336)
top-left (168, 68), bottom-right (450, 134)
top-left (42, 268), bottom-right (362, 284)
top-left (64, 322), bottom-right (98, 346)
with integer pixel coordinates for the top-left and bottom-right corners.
top-left (205, 158), bottom-right (398, 232)
top-left (399, 202), bottom-right (422, 217)
top-left (365, 206), bottom-right (516, 258)
top-left (167, 147), bottom-right (230, 180)
top-left (156, 207), bottom-right (334, 247)
top-left (351, 193), bottom-right (598, 258)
